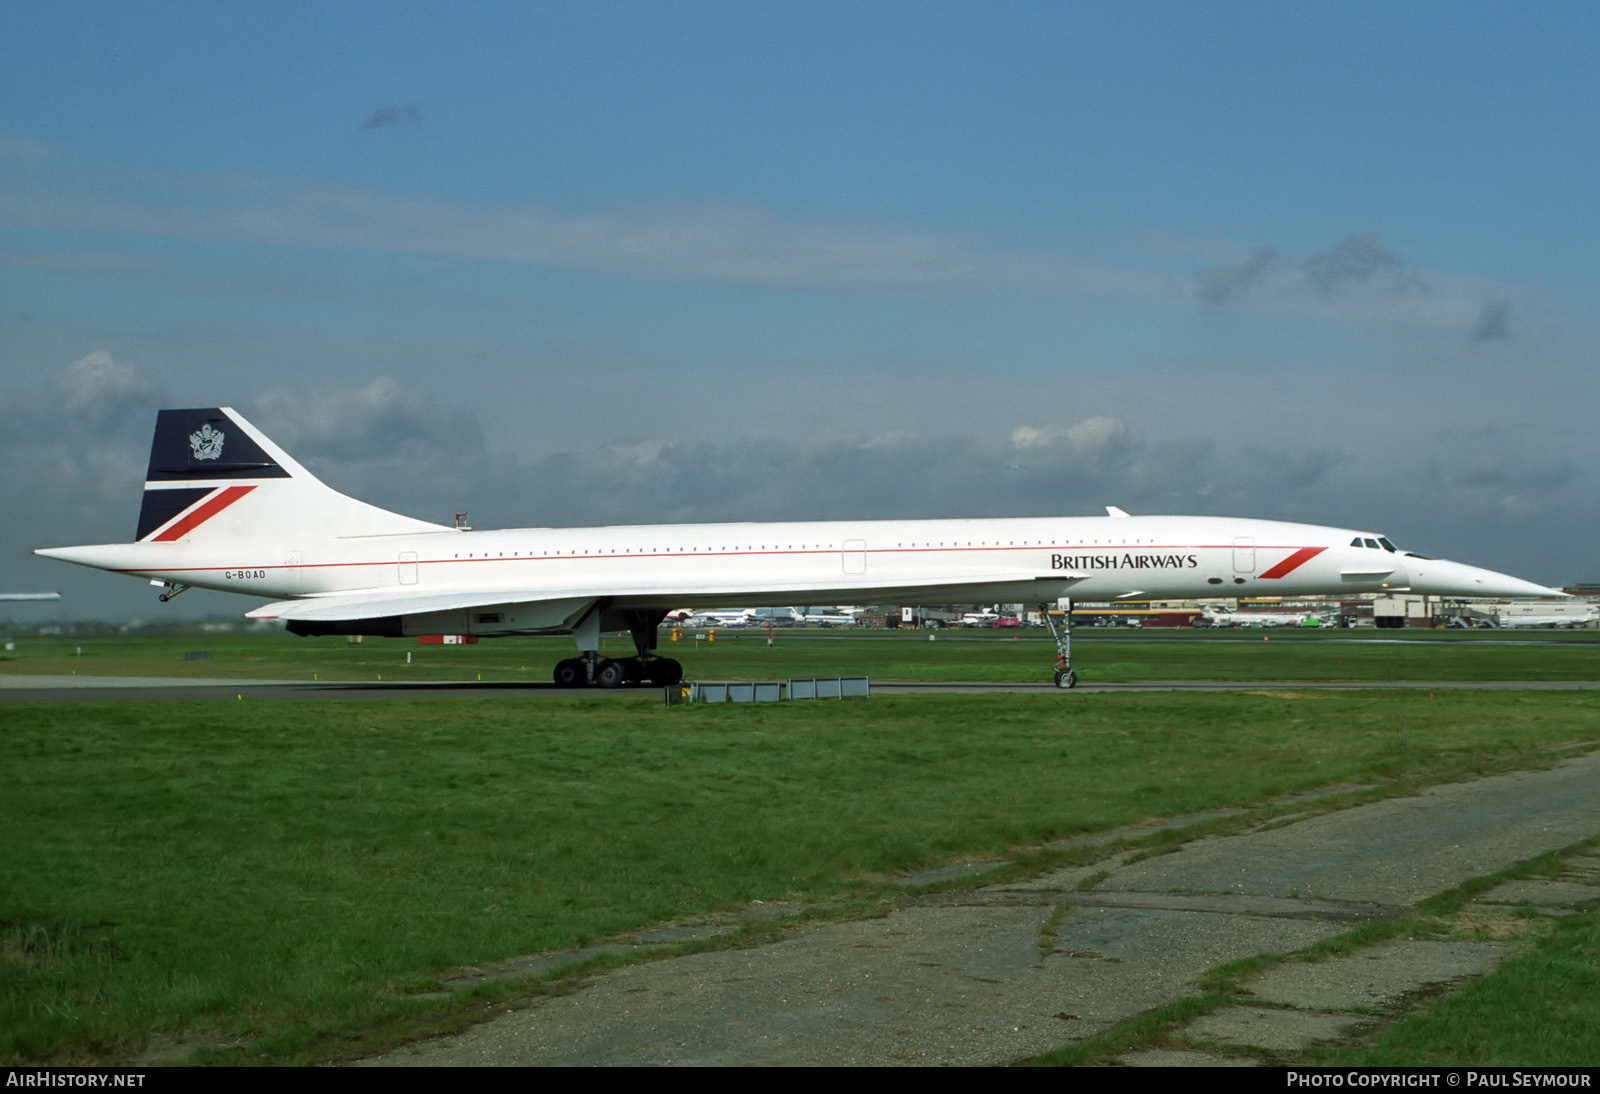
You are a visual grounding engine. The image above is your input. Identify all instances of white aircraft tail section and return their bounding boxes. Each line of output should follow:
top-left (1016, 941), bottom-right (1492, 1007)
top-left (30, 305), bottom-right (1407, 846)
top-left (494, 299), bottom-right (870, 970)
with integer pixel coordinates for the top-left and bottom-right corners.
top-left (134, 407), bottom-right (447, 543)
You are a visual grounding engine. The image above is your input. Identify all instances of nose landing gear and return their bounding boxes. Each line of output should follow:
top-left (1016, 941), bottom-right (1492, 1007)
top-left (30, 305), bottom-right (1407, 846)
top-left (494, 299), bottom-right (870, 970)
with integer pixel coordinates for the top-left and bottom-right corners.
top-left (1041, 600), bottom-right (1078, 689)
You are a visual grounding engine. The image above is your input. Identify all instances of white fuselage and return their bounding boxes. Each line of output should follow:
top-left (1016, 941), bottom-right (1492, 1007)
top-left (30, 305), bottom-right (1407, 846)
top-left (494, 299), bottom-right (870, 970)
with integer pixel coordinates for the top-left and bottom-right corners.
top-left (51, 512), bottom-right (1547, 637)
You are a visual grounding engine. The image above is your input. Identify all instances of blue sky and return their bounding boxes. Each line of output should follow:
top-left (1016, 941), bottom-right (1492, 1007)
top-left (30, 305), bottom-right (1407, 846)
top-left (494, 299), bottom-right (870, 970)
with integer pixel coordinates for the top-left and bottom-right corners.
top-left (3, 1), bottom-right (1596, 619)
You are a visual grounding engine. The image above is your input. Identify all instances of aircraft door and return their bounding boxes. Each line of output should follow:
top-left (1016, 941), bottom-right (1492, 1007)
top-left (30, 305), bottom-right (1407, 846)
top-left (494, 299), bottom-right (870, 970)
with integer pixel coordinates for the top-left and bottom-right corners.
top-left (842, 539), bottom-right (867, 575)
top-left (1232, 537), bottom-right (1256, 574)
top-left (399, 551), bottom-right (418, 585)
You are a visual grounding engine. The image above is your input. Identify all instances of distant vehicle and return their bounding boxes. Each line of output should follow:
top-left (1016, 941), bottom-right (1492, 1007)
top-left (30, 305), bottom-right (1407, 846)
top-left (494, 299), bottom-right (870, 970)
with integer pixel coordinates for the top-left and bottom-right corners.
top-left (893, 606), bottom-right (955, 628)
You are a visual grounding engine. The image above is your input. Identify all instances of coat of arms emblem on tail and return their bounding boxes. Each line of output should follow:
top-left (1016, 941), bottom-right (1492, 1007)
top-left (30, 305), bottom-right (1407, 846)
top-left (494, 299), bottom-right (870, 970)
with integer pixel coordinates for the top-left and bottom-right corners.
top-left (189, 424), bottom-right (224, 460)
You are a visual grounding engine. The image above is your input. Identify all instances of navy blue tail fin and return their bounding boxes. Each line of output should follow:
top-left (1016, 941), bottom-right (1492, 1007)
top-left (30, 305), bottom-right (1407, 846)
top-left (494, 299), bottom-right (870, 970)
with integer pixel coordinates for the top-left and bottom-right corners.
top-left (145, 408), bottom-right (291, 483)
top-left (134, 406), bottom-right (447, 544)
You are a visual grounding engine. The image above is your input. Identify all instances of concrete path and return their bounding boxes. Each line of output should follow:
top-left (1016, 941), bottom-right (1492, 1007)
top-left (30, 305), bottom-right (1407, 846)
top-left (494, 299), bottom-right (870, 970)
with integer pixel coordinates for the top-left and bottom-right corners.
top-left (361, 749), bottom-right (1600, 1067)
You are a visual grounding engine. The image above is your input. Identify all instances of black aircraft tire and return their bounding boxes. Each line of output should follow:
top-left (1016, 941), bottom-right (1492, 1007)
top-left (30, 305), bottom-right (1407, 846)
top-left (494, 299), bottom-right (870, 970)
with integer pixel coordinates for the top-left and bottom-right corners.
top-left (552, 659), bottom-right (587, 688)
top-left (1053, 668), bottom-right (1078, 689)
top-left (595, 659), bottom-right (629, 689)
top-left (656, 658), bottom-right (684, 686)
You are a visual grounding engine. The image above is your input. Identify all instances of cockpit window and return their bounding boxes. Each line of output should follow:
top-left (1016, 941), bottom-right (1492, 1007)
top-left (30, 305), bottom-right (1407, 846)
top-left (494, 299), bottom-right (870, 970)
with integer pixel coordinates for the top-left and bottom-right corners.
top-left (1377, 537), bottom-right (1397, 552)
top-left (1350, 537), bottom-right (1363, 547)
top-left (1362, 538), bottom-right (1380, 549)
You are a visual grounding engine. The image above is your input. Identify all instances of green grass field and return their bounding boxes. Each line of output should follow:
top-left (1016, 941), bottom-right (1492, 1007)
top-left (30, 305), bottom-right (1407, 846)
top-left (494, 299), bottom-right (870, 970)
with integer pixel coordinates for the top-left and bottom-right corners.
top-left (1318, 906), bottom-right (1600, 1067)
top-left (2, 631), bottom-right (1598, 1065)
top-left (4, 626), bottom-right (1597, 684)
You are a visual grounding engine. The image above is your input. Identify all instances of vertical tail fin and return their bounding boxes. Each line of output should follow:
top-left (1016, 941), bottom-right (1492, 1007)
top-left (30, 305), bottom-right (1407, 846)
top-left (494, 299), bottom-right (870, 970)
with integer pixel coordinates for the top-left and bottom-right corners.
top-left (136, 408), bottom-right (290, 540)
top-left (135, 407), bottom-right (447, 542)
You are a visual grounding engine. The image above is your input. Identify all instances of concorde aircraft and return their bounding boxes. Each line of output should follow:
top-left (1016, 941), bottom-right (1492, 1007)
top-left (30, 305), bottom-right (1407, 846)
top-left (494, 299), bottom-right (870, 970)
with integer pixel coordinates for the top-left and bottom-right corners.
top-left (35, 407), bottom-right (1565, 689)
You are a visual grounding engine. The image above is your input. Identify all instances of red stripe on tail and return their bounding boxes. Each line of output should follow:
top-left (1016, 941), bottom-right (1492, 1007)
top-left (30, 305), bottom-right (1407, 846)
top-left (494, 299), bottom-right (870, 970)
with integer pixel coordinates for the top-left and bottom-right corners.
top-left (151, 486), bottom-right (256, 541)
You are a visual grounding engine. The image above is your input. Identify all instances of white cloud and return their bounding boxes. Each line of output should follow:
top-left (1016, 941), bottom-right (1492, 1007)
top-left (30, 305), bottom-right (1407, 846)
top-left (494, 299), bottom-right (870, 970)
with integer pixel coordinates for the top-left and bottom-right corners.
top-left (247, 378), bottom-right (491, 523)
top-left (3, 354), bottom-right (160, 553)
top-left (1010, 416), bottom-right (1128, 454)
top-left (53, 350), bottom-right (162, 427)
top-left (0, 251), bottom-right (152, 272)
top-left (0, 156), bottom-right (1530, 340)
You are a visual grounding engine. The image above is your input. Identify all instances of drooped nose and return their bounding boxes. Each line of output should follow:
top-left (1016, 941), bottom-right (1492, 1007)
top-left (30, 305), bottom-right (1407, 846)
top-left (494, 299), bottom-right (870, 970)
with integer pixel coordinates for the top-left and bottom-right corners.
top-left (1407, 556), bottom-right (1566, 599)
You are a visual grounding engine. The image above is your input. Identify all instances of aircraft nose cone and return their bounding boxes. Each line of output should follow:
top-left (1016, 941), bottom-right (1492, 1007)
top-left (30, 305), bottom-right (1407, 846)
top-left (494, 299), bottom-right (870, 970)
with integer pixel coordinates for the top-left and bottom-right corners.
top-left (1408, 557), bottom-right (1566, 599)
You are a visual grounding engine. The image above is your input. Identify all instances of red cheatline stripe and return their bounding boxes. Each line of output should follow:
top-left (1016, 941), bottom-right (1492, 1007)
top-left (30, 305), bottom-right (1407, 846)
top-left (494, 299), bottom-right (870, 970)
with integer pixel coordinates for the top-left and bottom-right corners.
top-left (150, 485), bottom-right (256, 542)
top-left (1258, 545), bottom-right (1327, 579)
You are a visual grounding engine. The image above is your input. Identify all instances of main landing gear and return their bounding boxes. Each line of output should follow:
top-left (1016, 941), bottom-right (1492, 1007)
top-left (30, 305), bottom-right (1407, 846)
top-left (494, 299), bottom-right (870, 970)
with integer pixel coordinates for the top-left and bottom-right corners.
top-left (552, 653), bottom-right (684, 689)
top-left (552, 608), bottom-right (684, 689)
top-left (1041, 599), bottom-right (1078, 689)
